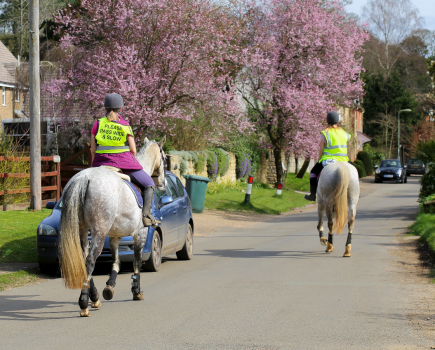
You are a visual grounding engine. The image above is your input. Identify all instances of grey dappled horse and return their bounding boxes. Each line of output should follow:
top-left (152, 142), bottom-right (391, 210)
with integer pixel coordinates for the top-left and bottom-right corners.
top-left (316, 162), bottom-right (359, 257)
top-left (59, 138), bottom-right (166, 317)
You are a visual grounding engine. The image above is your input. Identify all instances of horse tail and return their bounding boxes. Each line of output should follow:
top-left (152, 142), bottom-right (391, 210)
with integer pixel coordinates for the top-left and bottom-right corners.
top-left (333, 164), bottom-right (349, 234)
top-left (59, 175), bottom-right (89, 290)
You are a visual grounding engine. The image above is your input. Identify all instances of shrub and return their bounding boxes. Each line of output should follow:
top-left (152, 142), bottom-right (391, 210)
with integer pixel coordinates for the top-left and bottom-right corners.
top-left (350, 161), bottom-right (364, 178)
top-left (236, 152), bottom-right (252, 179)
top-left (357, 151), bottom-right (373, 176)
top-left (419, 163), bottom-right (435, 201)
top-left (194, 152), bottom-right (206, 173)
top-left (354, 160), bottom-right (366, 177)
top-left (205, 150), bottom-right (219, 181)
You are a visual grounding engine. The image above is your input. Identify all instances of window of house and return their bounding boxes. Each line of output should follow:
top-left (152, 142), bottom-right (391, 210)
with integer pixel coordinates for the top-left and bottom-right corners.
top-left (14, 89), bottom-right (19, 102)
top-left (2, 87), bottom-right (6, 106)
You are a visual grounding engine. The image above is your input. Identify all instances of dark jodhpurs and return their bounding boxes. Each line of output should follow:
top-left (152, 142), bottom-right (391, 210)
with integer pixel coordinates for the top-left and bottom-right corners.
top-left (124, 169), bottom-right (155, 191)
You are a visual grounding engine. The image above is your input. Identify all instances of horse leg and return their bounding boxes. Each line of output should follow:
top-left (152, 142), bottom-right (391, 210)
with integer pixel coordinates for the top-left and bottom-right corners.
top-left (132, 228), bottom-right (148, 301)
top-left (325, 209), bottom-right (334, 253)
top-left (317, 197), bottom-right (327, 246)
top-left (79, 233), bottom-right (105, 317)
top-left (343, 204), bottom-right (356, 258)
top-left (103, 237), bottom-right (121, 301)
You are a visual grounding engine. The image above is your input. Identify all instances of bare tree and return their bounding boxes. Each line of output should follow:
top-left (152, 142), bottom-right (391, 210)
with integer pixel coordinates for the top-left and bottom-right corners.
top-left (362, 0), bottom-right (424, 77)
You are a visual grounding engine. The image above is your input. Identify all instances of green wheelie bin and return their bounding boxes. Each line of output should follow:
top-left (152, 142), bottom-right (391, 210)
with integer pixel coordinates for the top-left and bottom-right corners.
top-left (183, 175), bottom-right (211, 213)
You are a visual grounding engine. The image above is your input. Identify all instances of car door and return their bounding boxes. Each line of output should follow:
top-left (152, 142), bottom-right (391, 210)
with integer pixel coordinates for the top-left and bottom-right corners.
top-left (170, 174), bottom-right (188, 243)
top-left (165, 176), bottom-right (185, 246)
top-left (155, 182), bottom-right (178, 251)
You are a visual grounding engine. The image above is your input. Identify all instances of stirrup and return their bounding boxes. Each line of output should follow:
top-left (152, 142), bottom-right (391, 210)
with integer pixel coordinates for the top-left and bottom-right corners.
top-left (304, 193), bottom-right (316, 201)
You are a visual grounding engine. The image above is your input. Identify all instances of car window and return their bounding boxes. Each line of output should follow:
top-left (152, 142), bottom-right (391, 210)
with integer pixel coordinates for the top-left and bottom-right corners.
top-left (155, 187), bottom-right (168, 201)
top-left (381, 160), bottom-right (401, 168)
top-left (166, 177), bottom-right (180, 199)
top-left (175, 177), bottom-right (185, 197)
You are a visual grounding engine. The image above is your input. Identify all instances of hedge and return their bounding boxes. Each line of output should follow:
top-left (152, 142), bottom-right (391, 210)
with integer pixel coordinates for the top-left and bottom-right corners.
top-left (350, 161), bottom-right (365, 178)
top-left (357, 151), bottom-right (373, 176)
top-left (354, 160), bottom-right (366, 177)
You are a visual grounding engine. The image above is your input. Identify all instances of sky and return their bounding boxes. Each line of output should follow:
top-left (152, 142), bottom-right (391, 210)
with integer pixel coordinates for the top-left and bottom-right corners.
top-left (346, 0), bottom-right (435, 31)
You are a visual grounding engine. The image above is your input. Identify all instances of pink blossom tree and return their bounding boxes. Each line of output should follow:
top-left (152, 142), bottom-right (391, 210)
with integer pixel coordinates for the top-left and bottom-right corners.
top-left (47, 0), bottom-right (248, 142)
top-left (237, 0), bottom-right (369, 182)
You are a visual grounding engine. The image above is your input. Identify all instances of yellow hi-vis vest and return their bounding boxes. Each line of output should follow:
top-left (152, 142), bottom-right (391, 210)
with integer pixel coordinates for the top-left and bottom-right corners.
top-left (319, 128), bottom-right (351, 163)
top-left (95, 117), bottom-right (133, 154)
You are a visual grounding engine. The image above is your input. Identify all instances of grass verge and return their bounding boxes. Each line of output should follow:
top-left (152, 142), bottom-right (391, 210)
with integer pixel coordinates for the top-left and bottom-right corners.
top-left (409, 211), bottom-right (435, 257)
top-left (0, 268), bottom-right (40, 292)
top-left (0, 209), bottom-right (51, 264)
top-left (204, 174), bottom-right (310, 215)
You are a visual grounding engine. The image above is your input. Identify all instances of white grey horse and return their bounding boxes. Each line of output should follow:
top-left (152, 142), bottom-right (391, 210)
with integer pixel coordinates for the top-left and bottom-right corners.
top-left (316, 162), bottom-right (359, 257)
top-left (59, 137), bottom-right (166, 317)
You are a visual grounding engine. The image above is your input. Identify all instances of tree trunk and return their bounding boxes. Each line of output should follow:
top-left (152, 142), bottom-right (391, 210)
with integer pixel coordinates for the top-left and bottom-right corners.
top-left (295, 158), bottom-right (299, 174)
top-left (273, 148), bottom-right (283, 184)
top-left (296, 160), bottom-right (310, 179)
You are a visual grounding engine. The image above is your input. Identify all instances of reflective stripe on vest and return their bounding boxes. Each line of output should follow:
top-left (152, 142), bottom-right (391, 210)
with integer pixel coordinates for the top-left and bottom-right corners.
top-left (319, 128), bottom-right (350, 163)
top-left (95, 117), bottom-right (133, 154)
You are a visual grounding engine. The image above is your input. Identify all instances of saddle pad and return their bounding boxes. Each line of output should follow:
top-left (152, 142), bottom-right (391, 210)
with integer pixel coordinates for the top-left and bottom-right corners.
top-left (123, 180), bottom-right (143, 208)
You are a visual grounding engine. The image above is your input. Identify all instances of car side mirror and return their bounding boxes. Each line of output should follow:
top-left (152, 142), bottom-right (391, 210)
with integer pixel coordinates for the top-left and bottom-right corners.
top-left (45, 201), bottom-right (56, 210)
top-left (159, 196), bottom-right (173, 206)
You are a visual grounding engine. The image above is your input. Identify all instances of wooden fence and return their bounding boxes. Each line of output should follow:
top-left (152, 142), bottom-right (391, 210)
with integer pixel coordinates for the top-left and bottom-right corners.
top-left (0, 154), bottom-right (61, 211)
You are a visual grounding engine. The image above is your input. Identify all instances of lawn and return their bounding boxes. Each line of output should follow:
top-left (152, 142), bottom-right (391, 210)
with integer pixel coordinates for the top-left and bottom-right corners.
top-left (204, 173), bottom-right (310, 215)
top-left (409, 211), bottom-right (435, 257)
top-left (0, 209), bottom-right (51, 264)
top-left (0, 269), bottom-right (40, 291)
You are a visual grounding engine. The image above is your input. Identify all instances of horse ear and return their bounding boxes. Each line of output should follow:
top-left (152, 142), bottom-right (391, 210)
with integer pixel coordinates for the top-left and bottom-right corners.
top-left (158, 135), bottom-right (166, 148)
top-left (143, 137), bottom-right (149, 144)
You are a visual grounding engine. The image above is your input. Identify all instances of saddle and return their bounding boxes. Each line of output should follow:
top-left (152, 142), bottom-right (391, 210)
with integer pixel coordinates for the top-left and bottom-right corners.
top-left (99, 166), bottom-right (143, 208)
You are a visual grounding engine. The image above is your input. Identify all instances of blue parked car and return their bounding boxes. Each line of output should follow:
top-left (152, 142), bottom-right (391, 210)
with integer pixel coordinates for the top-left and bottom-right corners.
top-left (37, 171), bottom-right (194, 275)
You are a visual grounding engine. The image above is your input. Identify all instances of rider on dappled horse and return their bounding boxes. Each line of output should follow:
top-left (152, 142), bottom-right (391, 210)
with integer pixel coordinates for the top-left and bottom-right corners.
top-left (90, 93), bottom-right (160, 227)
top-left (304, 111), bottom-right (351, 202)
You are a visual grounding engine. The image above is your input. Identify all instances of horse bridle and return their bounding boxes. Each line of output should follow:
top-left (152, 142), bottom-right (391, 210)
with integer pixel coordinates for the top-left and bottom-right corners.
top-left (151, 142), bottom-right (166, 186)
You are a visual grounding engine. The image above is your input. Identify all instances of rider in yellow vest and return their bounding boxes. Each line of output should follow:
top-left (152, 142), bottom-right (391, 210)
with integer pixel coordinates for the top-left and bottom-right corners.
top-left (304, 111), bottom-right (351, 201)
top-left (91, 93), bottom-right (159, 227)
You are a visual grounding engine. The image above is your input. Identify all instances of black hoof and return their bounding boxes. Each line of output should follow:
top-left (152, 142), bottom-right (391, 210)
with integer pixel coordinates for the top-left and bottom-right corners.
top-left (102, 286), bottom-right (115, 300)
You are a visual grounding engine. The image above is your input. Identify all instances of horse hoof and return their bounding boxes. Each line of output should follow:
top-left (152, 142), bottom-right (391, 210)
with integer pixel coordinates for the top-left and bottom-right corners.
top-left (325, 242), bottom-right (333, 253)
top-left (103, 286), bottom-right (115, 300)
top-left (343, 253), bottom-right (351, 257)
top-left (343, 244), bottom-right (351, 257)
top-left (91, 299), bottom-right (101, 308)
top-left (133, 293), bottom-right (144, 301)
top-left (80, 308), bottom-right (91, 317)
top-left (320, 237), bottom-right (327, 246)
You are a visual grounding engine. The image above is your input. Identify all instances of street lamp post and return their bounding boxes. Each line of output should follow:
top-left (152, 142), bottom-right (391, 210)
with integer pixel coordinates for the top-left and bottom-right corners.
top-left (397, 109), bottom-right (411, 162)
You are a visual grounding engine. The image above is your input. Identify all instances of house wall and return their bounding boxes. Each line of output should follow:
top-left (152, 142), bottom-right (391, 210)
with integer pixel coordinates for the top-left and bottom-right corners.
top-left (0, 88), bottom-right (21, 123)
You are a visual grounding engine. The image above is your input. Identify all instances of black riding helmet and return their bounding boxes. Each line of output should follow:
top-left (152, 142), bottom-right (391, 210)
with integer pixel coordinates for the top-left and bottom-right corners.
top-left (326, 111), bottom-right (340, 125)
top-left (104, 93), bottom-right (124, 109)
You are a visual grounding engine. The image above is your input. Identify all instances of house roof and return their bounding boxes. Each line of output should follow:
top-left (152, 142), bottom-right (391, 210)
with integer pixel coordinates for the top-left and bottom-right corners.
top-left (0, 40), bottom-right (17, 85)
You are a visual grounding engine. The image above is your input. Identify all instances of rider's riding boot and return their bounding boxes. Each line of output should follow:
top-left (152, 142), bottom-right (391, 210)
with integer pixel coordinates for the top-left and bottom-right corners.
top-left (304, 177), bottom-right (317, 201)
top-left (142, 186), bottom-right (161, 228)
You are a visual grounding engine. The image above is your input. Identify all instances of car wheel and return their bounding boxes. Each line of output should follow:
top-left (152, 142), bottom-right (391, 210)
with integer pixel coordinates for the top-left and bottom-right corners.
top-left (176, 224), bottom-right (194, 261)
top-left (401, 174), bottom-right (404, 183)
top-left (39, 262), bottom-right (58, 276)
top-left (143, 231), bottom-right (162, 272)
top-left (404, 176), bottom-right (407, 183)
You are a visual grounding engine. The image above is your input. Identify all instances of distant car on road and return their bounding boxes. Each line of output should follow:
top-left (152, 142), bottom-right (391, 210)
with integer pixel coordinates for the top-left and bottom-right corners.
top-left (406, 158), bottom-right (426, 176)
top-left (37, 171), bottom-right (194, 275)
top-left (374, 159), bottom-right (407, 183)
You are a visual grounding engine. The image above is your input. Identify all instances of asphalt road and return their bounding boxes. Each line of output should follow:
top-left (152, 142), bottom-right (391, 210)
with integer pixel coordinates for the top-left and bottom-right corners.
top-left (0, 176), bottom-right (432, 350)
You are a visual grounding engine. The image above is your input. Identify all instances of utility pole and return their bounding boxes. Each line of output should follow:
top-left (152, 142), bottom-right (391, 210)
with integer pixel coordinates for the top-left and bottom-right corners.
top-left (29, 0), bottom-right (41, 210)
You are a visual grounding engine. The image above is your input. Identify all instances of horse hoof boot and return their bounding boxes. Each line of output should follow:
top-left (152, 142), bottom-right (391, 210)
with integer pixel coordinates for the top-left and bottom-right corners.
top-left (91, 299), bottom-right (101, 308)
top-left (102, 286), bottom-right (115, 300)
top-left (343, 244), bottom-right (351, 257)
top-left (133, 293), bottom-right (144, 301)
top-left (80, 308), bottom-right (91, 317)
top-left (325, 242), bottom-right (334, 253)
top-left (320, 236), bottom-right (327, 246)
